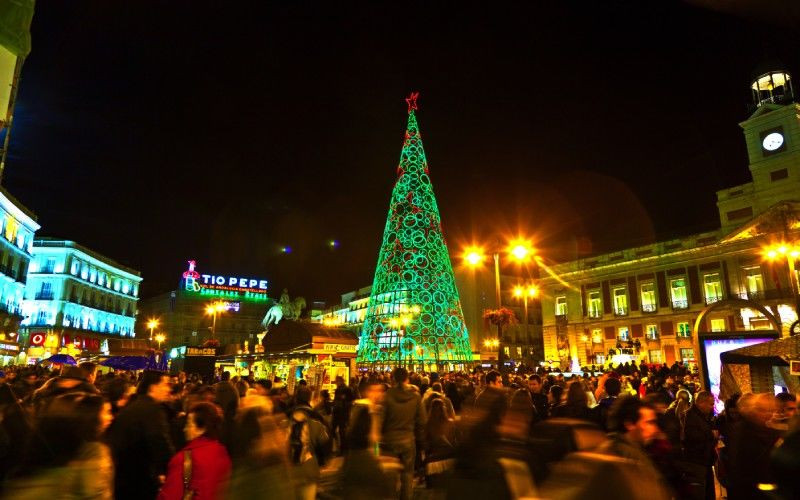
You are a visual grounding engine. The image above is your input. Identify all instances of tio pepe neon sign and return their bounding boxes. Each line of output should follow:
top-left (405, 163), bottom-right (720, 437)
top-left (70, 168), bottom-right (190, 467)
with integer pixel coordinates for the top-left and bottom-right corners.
top-left (182, 260), bottom-right (268, 293)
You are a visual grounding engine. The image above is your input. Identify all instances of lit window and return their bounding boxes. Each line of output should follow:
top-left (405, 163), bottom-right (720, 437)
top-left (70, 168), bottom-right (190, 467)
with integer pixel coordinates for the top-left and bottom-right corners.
top-left (710, 318), bottom-right (726, 332)
top-left (680, 348), bottom-right (695, 362)
top-left (649, 350), bottom-right (663, 364)
top-left (646, 324), bottom-right (658, 340)
top-left (588, 290), bottom-right (602, 318)
top-left (516, 347), bottom-right (522, 358)
top-left (113, 280), bottom-right (120, 292)
top-left (80, 265), bottom-right (88, 280)
top-left (555, 296), bottom-right (567, 316)
top-left (613, 287), bottom-right (628, 315)
top-left (677, 322), bottom-right (691, 338)
top-left (122, 282), bottom-right (130, 294)
top-left (744, 268), bottom-right (764, 298)
top-left (503, 346), bottom-right (510, 356)
top-left (618, 326), bottom-right (630, 341)
top-left (89, 268), bottom-right (97, 283)
top-left (592, 328), bottom-right (602, 343)
top-left (704, 273), bottom-right (723, 304)
top-left (70, 260), bottom-right (79, 276)
top-left (670, 279), bottom-right (688, 309)
top-left (640, 282), bottom-right (656, 312)
top-left (4, 216), bottom-right (18, 243)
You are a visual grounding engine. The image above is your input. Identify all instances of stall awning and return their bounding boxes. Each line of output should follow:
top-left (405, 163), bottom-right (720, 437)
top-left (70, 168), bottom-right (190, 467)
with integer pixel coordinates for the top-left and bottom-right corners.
top-left (720, 335), bottom-right (800, 366)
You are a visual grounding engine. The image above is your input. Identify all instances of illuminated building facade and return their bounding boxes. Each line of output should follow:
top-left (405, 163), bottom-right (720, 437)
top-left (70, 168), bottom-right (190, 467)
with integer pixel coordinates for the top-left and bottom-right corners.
top-left (136, 260), bottom-right (272, 349)
top-left (311, 285), bottom-right (371, 330)
top-left (21, 239), bottom-right (141, 359)
top-left (539, 68), bottom-right (800, 370)
top-left (0, 186), bottom-right (39, 353)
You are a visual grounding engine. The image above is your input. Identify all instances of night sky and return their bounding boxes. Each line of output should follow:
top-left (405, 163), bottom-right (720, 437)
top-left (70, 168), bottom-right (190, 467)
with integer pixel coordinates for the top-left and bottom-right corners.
top-left (3, 1), bottom-right (799, 304)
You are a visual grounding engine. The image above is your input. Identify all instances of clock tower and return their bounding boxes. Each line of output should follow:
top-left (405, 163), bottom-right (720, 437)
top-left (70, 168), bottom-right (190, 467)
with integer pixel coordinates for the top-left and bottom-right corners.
top-left (717, 67), bottom-right (800, 232)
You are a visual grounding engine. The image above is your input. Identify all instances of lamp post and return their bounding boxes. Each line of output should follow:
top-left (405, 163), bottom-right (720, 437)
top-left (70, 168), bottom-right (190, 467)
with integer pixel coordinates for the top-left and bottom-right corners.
top-left (154, 333), bottom-right (166, 350)
top-left (147, 318), bottom-right (159, 344)
top-left (464, 238), bottom-right (533, 371)
top-left (764, 242), bottom-right (800, 321)
top-left (513, 284), bottom-right (538, 345)
top-left (205, 301), bottom-right (226, 339)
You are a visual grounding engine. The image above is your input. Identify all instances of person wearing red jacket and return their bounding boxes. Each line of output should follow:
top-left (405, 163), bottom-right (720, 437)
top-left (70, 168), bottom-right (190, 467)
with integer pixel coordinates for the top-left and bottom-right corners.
top-left (158, 402), bottom-right (232, 500)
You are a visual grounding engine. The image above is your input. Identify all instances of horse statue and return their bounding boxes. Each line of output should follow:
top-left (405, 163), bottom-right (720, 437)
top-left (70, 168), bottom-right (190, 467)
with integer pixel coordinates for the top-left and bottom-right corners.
top-left (261, 304), bottom-right (284, 328)
top-left (260, 290), bottom-right (307, 329)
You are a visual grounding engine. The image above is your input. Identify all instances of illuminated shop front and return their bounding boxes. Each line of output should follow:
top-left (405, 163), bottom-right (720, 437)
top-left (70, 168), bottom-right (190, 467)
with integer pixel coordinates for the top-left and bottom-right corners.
top-left (21, 239), bottom-right (142, 362)
top-left (137, 260), bottom-right (272, 349)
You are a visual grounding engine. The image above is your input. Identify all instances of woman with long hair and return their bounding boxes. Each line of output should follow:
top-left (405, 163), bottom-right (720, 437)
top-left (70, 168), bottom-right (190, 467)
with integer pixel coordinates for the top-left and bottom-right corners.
top-left (424, 398), bottom-right (457, 494)
top-left (5, 392), bottom-right (114, 499)
top-left (551, 380), bottom-right (592, 421)
top-left (158, 402), bottom-right (231, 500)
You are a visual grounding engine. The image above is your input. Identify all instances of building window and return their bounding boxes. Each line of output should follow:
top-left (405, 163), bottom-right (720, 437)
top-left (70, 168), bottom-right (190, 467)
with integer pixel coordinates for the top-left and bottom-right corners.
top-left (646, 324), bottom-right (658, 340)
top-left (587, 290), bottom-right (601, 318)
top-left (503, 346), bottom-right (510, 356)
top-left (35, 310), bottom-right (47, 325)
top-left (42, 258), bottom-right (56, 274)
top-left (618, 326), bottom-right (630, 341)
top-left (710, 318), bottom-right (726, 332)
top-left (70, 260), bottom-right (79, 276)
top-left (680, 348), bottom-right (695, 362)
top-left (37, 282), bottom-right (53, 300)
top-left (613, 287), bottom-right (628, 316)
top-left (744, 268), bottom-right (764, 299)
top-left (641, 282), bottom-right (656, 312)
top-left (555, 296), bottom-right (567, 316)
top-left (670, 278), bottom-right (688, 309)
top-left (704, 273), bottom-right (723, 304)
top-left (516, 347), bottom-right (522, 358)
top-left (649, 350), bottom-right (663, 364)
top-left (726, 206), bottom-right (753, 222)
top-left (677, 321), bottom-right (691, 338)
top-left (591, 328), bottom-right (602, 343)
top-left (770, 168), bottom-right (789, 181)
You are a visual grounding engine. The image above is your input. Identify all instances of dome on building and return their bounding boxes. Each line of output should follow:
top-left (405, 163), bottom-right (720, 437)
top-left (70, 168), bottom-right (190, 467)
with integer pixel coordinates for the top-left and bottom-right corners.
top-left (750, 62), bottom-right (794, 107)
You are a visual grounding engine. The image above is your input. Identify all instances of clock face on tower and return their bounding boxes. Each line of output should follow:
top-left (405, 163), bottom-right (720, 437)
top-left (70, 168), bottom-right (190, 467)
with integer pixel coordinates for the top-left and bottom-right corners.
top-left (762, 132), bottom-right (784, 151)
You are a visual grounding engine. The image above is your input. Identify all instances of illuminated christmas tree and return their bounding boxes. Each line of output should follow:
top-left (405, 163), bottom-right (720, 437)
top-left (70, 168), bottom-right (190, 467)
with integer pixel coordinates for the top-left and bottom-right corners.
top-left (357, 93), bottom-right (472, 369)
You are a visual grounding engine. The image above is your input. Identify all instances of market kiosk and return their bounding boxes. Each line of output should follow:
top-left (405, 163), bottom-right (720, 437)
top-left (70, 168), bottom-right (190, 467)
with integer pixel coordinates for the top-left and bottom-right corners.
top-left (258, 320), bottom-right (358, 391)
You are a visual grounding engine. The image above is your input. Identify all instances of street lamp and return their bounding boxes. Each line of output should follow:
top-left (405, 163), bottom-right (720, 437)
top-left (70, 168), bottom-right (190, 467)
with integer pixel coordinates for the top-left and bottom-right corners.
top-left (154, 333), bottom-right (166, 350)
top-left (513, 284), bottom-right (538, 345)
top-left (464, 238), bottom-right (534, 370)
top-left (147, 318), bottom-right (159, 343)
top-left (763, 242), bottom-right (800, 318)
top-left (205, 301), bottom-right (226, 339)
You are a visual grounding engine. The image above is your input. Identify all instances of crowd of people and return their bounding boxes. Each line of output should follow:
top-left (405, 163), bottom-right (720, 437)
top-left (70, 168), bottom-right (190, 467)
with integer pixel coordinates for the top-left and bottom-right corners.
top-left (0, 361), bottom-right (796, 499)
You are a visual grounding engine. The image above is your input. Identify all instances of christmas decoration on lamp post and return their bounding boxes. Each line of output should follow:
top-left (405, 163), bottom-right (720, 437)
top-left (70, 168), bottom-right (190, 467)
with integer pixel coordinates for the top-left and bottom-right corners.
top-left (357, 92), bottom-right (472, 370)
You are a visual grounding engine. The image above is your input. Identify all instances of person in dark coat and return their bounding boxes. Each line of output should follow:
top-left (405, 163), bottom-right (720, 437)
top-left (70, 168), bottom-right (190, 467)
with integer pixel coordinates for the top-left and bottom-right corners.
top-left (678, 391), bottom-right (717, 500)
top-left (728, 393), bottom-right (781, 500)
top-left (108, 370), bottom-right (175, 500)
top-left (332, 376), bottom-right (354, 455)
top-left (30, 365), bottom-right (99, 412)
top-left (381, 367), bottom-right (426, 500)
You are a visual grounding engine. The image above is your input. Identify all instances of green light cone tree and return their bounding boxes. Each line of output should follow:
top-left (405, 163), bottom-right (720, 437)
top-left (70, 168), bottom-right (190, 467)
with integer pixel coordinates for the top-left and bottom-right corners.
top-left (357, 93), bottom-right (472, 368)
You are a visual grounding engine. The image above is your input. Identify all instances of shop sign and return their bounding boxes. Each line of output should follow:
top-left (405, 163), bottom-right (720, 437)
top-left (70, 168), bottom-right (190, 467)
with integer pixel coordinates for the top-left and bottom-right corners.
top-left (62, 334), bottom-right (101, 352)
top-left (186, 347), bottom-right (216, 356)
top-left (29, 332), bottom-right (46, 346)
top-left (322, 343), bottom-right (357, 353)
top-left (182, 260), bottom-right (268, 295)
top-left (0, 342), bottom-right (19, 352)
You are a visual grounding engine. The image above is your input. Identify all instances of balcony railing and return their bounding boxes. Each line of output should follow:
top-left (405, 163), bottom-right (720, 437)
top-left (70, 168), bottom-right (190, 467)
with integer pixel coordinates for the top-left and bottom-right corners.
top-left (587, 309), bottom-right (602, 319)
top-left (645, 333), bottom-right (659, 341)
top-left (671, 299), bottom-right (689, 310)
top-left (35, 292), bottom-right (54, 300)
top-left (737, 289), bottom-right (796, 301)
top-left (705, 295), bottom-right (723, 305)
top-left (614, 307), bottom-right (628, 317)
top-left (641, 303), bottom-right (657, 313)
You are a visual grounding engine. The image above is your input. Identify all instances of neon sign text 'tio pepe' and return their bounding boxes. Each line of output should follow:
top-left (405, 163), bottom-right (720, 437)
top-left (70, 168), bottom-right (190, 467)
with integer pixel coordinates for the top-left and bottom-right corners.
top-left (182, 260), bottom-right (268, 295)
